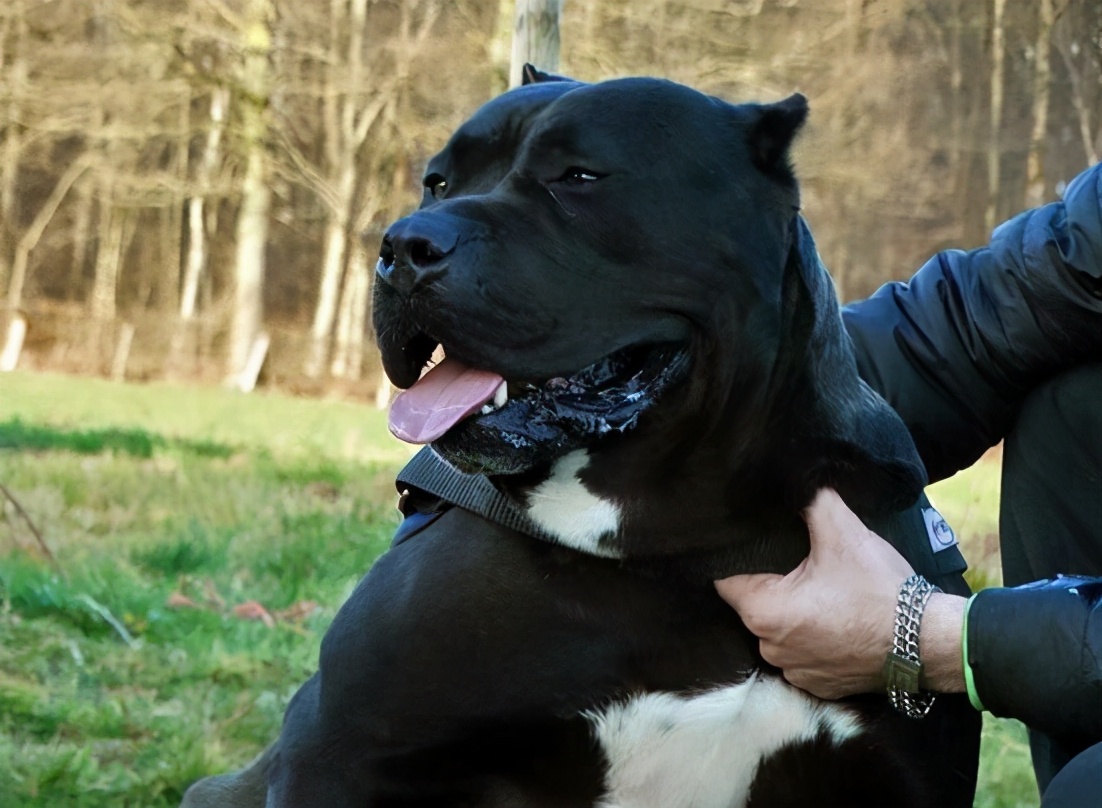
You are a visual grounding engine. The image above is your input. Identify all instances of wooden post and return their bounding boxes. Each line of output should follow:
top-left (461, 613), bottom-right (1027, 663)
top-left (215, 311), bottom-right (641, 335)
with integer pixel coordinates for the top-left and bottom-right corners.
top-left (509, 0), bottom-right (564, 88)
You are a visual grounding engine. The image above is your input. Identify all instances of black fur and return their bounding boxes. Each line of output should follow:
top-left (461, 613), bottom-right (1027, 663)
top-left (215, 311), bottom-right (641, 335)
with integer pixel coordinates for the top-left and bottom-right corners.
top-left (182, 75), bottom-right (976, 808)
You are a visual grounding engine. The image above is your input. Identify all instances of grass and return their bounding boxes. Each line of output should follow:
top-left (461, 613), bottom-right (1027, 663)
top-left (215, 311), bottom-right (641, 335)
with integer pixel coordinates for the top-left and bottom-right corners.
top-left (0, 371), bottom-right (1037, 806)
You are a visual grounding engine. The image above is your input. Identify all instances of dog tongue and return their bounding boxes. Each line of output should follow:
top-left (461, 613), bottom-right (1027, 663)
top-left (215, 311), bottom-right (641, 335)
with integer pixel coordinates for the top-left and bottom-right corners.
top-left (388, 357), bottom-right (505, 444)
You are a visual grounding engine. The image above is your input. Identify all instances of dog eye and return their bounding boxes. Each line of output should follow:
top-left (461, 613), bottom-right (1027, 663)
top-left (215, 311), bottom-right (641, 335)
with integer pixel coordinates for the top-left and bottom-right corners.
top-left (556, 167), bottom-right (605, 185)
top-left (423, 173), bottom-right (448, 199)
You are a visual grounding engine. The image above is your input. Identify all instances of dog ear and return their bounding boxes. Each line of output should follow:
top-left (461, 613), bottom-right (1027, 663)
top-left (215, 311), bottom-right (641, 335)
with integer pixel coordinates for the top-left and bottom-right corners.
top-left (747, 93), bottom-right (808, 181)
top-left (786, 217), bottom-right (927, 513)
top-left (521, 64), bottom-right (572, 85)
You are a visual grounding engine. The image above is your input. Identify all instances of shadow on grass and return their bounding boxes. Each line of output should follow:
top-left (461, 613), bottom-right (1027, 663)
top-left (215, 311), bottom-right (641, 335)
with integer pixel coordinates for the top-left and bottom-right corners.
top-left (0, 418), bottom-right (234, 459)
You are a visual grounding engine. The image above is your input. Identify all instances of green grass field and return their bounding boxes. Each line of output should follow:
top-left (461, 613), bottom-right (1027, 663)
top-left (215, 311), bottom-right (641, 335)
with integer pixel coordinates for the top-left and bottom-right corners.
top-left (0, 371), bottom-right (1036, 806)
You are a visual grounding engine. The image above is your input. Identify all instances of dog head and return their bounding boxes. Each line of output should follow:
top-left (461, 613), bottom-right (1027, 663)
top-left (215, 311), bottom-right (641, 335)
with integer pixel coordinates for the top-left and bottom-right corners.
top-left (374, 71), bottom-right (924, 554)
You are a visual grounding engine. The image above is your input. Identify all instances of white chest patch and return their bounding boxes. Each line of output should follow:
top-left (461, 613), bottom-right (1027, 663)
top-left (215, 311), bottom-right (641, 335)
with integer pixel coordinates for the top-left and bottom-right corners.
top-left (524, 451), bottom-right (621, 557)
top-left (588, 675), bottom-right (863, 808)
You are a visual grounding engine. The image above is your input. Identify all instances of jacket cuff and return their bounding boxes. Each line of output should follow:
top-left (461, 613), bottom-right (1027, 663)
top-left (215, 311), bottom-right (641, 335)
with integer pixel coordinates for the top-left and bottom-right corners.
top-left (961, 593), bottom-right (985, 712)
top-left (966, 579), bottom-right (1101, 744)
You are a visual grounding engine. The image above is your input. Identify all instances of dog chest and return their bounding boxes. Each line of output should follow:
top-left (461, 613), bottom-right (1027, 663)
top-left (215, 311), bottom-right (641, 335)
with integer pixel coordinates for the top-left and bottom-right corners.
top-left (524, 451), bottom-right (623, 557)
top-left (587, 675), bottom-right (862, 808)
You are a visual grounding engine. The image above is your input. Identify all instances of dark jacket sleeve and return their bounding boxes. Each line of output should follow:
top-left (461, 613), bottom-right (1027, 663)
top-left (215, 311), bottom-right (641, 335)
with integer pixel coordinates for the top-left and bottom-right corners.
top-left (842, 163), bottom-right (1102, 484)
top-left (967, 577), bottom-right (1102, 746)
top-left (843, 167), bottom-right (1102, 743)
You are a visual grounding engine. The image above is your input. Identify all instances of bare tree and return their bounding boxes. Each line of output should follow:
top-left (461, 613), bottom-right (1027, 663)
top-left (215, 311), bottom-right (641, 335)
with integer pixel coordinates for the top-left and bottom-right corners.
top-left (68, 177), bottom-right (95, 300)
top-left (304, 0), bottom-right (441, 379)
top-left (181, 86), bottom-right (230, 322)
top-left (1024, 0), bottom-right (1056, 207)
top-left (3, 0), bottom-right (1098, 389)
top-left (89, 202), bottom-right (130, 322)
top-left (985, 0), bottom-right (1006, 232)
top-left (305, 0), bottom-right (391, 378)
top-left (226, 0), bottom-right (275, 388)
top-left (1053, 6), bottom-right (1101, 168)
top-left (0, 2), bottom-right (28, 294)
top-left (5, 157), bottom-right (92, 312)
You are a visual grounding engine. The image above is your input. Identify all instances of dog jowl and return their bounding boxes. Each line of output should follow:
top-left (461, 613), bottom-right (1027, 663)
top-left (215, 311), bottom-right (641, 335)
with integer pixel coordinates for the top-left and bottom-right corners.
top-left (182, 74), bottom-right (979, 808)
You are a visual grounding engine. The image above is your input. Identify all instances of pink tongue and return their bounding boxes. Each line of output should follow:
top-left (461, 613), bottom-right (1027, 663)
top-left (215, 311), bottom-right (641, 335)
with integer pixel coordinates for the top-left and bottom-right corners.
top-left (388, 357), bottom-right (505, 444)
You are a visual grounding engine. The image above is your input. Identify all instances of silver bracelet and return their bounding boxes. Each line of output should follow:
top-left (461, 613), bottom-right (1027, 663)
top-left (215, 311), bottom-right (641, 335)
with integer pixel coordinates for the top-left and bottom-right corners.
top-left (883, 574), bottom-right (941, 719)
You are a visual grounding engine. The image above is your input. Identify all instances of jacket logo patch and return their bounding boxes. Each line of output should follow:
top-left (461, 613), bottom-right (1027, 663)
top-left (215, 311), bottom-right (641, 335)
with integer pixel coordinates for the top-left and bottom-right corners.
top-left (922, 507), bottom-right (958, 553)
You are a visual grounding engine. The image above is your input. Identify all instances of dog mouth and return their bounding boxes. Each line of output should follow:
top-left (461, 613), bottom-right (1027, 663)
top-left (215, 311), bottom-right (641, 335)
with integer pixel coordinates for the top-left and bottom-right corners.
top-left (386, 338), bottom-right (690, 475)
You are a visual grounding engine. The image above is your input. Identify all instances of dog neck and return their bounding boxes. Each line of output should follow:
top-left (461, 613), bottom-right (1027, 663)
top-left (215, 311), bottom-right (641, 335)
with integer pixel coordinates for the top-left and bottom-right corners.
top-left (503, 384), bottom-right (820, 573)
top-left (502, 221), bottom-right (922, 577)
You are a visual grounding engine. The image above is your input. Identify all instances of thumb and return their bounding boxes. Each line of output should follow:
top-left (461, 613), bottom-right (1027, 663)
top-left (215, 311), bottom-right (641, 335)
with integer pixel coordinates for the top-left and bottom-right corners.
top-left (714, 572), bottom-right (784, 612)
top-left (802, 487), bottom-right (867, 560)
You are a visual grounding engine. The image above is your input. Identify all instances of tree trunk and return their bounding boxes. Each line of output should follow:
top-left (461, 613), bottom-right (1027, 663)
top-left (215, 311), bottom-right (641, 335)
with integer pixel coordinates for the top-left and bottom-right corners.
top-left (305, 164), bottom-right (354, 378)
top-left (304, 0), bottom-right (406, 379)
top-left (90, 204), bottom-right (128, 322)
top-left (1055, 17), bottom-right (1101, 168)
top-left (69, 177), bottom-right (94, 300)
top-left (330, 237), bottom-right (370, 380)
top-left (161, 93), bottom-right (190, 312)
top-left (984, 0), bottom-right (1006, 232)
top-left (226, 0), bottom-right (273, 388)
top-left (331, 184), bottom-right (382, 381)
top-left (346, 244), bottom-right (371, 382)
top-left (0, 3), bottom-right (28, 295)
top-left (227, 148), bottom-right (271, 387)
top-left (1024, 0), bottom-right (1054, 208)
top-left (948, 0), bottom-right (963, 177)
top-left (181, 86), bottom-right (228, 321)
top-left (509, 0), bottom-right (564, 87)
top-left (6, 157), bottom-right (91, 311)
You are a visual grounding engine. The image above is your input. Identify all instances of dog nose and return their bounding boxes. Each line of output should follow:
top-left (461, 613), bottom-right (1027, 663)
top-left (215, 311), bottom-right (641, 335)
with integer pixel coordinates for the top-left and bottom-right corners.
top-left (377, 215), bottom-right (457, 296)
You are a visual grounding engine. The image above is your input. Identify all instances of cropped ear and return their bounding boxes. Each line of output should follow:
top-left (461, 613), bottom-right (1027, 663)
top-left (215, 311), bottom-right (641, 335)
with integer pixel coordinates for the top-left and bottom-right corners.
top-left (785, 217), bottom-right (927, 513)
top-left (521, 63), bottom-right (573, 85)
top-left (747, 93), bottom-right (808, 182)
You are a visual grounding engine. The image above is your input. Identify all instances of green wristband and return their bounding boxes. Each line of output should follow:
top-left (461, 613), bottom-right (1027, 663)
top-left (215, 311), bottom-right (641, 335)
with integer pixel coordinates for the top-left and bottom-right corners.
top-left (962, 593), bottom-right (986, 713)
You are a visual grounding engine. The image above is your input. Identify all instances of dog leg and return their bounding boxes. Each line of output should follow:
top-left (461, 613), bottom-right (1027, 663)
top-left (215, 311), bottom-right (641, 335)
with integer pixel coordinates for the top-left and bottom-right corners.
top-left (180, 740), bottom-right (276, 808)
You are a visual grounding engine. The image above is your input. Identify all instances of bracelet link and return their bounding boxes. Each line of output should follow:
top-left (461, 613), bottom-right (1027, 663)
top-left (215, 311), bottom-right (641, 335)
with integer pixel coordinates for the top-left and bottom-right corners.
top-left (885, 574), bottom-right (941, 719)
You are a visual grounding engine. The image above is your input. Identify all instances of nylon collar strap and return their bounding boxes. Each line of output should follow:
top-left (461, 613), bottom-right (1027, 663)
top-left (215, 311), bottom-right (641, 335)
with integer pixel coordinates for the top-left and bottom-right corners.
top-left (395, 447), bottom-right (561, 545)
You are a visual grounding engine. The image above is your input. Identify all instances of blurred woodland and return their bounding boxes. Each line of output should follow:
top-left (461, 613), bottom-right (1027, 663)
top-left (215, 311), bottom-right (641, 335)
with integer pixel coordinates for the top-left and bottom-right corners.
top-left (0, 0), bottom-right (1099, 395)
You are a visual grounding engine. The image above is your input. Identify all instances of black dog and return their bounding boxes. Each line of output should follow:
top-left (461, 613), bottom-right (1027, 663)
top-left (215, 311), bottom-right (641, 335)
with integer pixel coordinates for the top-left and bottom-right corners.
top-left (183, 71), bottom-right (979, 807)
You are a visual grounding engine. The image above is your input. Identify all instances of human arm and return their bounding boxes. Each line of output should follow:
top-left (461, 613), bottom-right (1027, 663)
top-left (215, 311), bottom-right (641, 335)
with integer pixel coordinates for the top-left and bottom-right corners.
top-left (716, 490), bottom-right (1102, 747)
top-left (967, 578), bottom-right (1102, 746)
top-left (714, 488), bottom-right (966, 699)
top-left (842, 164), bottom-right (1102, 483)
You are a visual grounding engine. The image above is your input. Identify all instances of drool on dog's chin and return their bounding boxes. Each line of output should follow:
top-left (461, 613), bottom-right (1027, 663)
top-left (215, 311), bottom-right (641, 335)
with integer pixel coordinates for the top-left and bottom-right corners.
top-left (384, 338), bottom-right (693, 478)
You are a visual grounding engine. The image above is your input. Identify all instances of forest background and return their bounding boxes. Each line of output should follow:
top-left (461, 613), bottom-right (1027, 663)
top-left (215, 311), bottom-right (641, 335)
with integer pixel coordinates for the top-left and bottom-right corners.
top-left (1, 1), bottom-right (1098, 804)
top-left (1, 0), bottom-right (1099, 393)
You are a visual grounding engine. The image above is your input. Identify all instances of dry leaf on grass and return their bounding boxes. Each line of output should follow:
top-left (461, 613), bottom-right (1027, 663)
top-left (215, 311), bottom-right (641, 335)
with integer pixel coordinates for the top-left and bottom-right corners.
top-left (165, 592), bottom-right (200, 609)
top-left (232, 600), bottom-right (276, 628)
top-left (274, 600), bottom-right (320, 623)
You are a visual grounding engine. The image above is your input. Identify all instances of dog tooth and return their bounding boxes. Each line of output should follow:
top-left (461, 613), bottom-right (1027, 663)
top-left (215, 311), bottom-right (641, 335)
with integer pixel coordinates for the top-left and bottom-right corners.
top-left (480, 404), bottom-right (494, 415)
top-left (493, 381), bottom-right (508, 408)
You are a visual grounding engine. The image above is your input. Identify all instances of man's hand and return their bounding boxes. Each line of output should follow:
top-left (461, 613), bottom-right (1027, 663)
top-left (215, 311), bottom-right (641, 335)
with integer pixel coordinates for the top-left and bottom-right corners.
top-left (715, 488), bottom-right (915, 699)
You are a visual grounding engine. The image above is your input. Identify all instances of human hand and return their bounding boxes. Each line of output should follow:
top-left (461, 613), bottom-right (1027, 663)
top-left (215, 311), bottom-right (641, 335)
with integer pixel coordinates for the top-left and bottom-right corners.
top-left (714, 488), bottom-right (915, 699)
